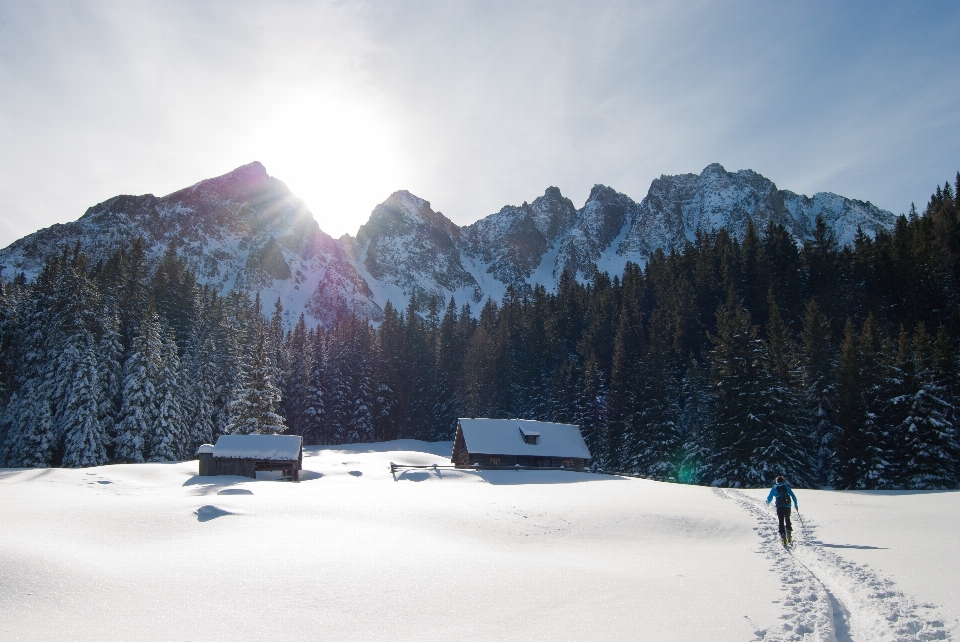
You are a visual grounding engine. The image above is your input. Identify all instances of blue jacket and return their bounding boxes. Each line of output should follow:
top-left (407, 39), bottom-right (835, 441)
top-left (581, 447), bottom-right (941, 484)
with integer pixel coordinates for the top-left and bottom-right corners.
top-left (766, 482), bottom-right (798, 509)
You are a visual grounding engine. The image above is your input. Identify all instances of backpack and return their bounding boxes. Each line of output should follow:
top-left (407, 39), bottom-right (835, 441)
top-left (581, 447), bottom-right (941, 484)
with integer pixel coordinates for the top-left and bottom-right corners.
top-left (775, 483), bottom-right (792, 508)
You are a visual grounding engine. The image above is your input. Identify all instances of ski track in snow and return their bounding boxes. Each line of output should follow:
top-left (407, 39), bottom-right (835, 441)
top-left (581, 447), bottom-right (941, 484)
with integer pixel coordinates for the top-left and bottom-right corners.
top-left (714, 488), bottom-right (950, 642)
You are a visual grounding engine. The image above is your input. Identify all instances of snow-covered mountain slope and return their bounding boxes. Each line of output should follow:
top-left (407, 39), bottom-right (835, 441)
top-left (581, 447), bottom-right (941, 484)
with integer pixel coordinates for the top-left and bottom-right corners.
top-left (0, 441), bottom-right (954, 641)
top-left (345, 190), bottom-right (485, 308)
top-left (615, 163), bottom-right (894, 273)
top-left (0, 162), bottom-right (895, 326)
top-left (0, 162), bottom-right (381, 326)
top-left (461, 186), bottom-right (578, 288)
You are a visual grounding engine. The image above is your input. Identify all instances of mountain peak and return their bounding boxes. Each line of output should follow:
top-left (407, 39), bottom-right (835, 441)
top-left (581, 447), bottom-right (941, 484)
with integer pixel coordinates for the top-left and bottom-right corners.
top-left (0, 162), bottom-right (896, 329)
top-left (543, 186), bottom-right (563, 199)
top-left (165, 161), bottom-right (272, 202)
top-left (701, 162), bottom-right (728, 176)
top-left (587, 184), bottom-right (618, 201)
top-left (385, 190), bottom-right (431, 215)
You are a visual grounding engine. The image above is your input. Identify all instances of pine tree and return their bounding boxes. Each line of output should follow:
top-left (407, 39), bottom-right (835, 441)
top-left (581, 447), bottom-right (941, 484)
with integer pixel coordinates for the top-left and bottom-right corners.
top-left (676, 355), bottom-right (710, 483)
top-left (114, 311), bottom-right (164, 463)
top-left (373, 301), bottom-right (404, 441)
top-left (59, 340), bottom-right (108, 467)
top-left (629, 309), bottom-right (683, 479)
top-left (833, 315), bottom-right (891, 489)
top-left (22, 393), bottom-right (56, 468)
top-left (462, 299), bottom-right (509, 419)
top-left (343, 316), bottom-right (374, 443)
top-left (760, 296), bottom-right (814, 486)
top-left (433, 296), bottom-right (464, 440)
top-left (151, 242), bottom-right (197, 343)
top-left (800, 299), bottom-right (836, 482)
top-left (704, 290), bottom-right (776, 487)
top-left (608, 282), bottom-right (644, 471)
top-left (282, 314), bottom-right (311, 437)
top-left (97, 312), bottom-right (124, 444)
top-left (900, 324), bottom-right (957, 488)
top-left (269, 297), bottom-right (290, 397)
top-left (225, 321), bottom-right (287, 435)
top-left (402, 297), bottom-right (436, 439)
top-left (184, 335), bottom-right (218, 451)
top-left (1, 382), bottom-right (55, 467)
top-left (304, 329), bottom-right (328, 444)
top-left (149, 329), bottom-right (187, 461)
top-left (49, 253), bottom-right (109, 467)
top-left (323, 324), bottom-right (354, 444)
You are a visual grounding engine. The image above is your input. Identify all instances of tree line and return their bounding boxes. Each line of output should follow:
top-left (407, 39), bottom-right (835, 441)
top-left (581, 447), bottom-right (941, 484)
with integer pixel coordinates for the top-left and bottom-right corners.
top-left (2, 174), bottom-right (960, 489)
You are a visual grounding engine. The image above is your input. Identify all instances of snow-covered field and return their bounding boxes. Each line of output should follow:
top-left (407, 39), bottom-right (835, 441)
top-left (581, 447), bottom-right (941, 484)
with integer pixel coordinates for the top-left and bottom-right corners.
top-left (1, 440), bottom-right (956, 641)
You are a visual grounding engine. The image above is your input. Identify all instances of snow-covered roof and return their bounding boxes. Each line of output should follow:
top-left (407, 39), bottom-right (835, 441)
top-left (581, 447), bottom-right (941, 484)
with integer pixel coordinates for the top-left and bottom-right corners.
top-left (212, 434), bottom-right (302, 461)
top-left (457, 419), bottom-right (591, 459)
top-left (195, 444), bottom-right (215, 455)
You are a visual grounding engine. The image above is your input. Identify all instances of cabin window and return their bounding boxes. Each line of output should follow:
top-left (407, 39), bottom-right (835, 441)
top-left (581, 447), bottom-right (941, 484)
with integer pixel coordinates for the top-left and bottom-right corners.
top-left (490, 457), bottom-right (501, 468)
top-left (519, 426), bottom-right (540, 445)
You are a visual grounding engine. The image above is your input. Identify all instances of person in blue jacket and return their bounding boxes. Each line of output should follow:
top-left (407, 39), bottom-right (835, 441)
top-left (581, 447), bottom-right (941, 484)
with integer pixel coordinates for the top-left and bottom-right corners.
top-left (766, 475), bottom-right (798, 544)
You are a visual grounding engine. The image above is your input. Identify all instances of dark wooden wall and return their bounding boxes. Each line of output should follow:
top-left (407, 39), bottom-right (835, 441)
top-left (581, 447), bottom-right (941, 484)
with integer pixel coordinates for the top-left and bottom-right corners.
top-left (198, 452), bottom-right (214, 476)
top-left (199, 456), bottom-right (301, 481)
top-left (454, 451), bottom-right (587, 470)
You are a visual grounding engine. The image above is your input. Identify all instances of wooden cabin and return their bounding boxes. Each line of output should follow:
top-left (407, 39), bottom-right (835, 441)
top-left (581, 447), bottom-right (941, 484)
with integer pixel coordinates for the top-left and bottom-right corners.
top-left (451, 418), bottom-right (591, 469)
top-left (198, 434), bottom-right (303, 482)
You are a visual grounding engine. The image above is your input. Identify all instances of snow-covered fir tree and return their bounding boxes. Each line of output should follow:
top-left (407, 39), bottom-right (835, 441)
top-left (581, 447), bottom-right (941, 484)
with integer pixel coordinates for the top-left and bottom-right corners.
top-left (800, 299), bottom-right (836, 483)
top-left (899, 324), bottom-right (958, 488)
top-left (705, 290), bottom-right (788, 487)
top-left (304, 328), bottom-right (327, 443)
top-left (834, 316), bottom-right (893, 489)
top-left (59, 340), bottom-right (108, 468)
top-left (758, 298), bottom-right (815, 487)
top-left (225, 321), bottom-right (287, 435)
top-left (282, 314), bottom-right (311, 438)
top-left (1, 170), bottom-right (960, 490)
top-left (1, 382), bottom-right (55, 467)
top-left (148, 329), bottom-right (187, 461)
top-left (97, 312), bottom-right (124, 442)
top-left (627, 309), bottom-right (683, 479)
top-left (114, 310), bottom-right (164, 463)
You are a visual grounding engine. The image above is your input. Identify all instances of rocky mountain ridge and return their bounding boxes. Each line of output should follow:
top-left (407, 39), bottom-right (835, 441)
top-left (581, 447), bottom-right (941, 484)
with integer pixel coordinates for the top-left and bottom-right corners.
top-left (0, 162), bottom-right (896, 327)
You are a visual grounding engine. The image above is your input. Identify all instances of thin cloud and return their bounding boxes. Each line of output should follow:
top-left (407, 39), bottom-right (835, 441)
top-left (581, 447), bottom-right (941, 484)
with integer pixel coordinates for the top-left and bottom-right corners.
top-left (0, 1), bottom-right (958, 247)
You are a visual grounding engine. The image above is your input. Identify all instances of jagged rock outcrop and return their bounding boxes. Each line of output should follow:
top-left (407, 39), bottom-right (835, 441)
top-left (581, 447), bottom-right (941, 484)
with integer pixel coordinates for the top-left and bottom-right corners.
top-left (0, 162), bottom-right (381, 326)
top-left (348, 191), bottom-right (482, 304)
top-left (462, 186), bottom-right (578, 288)
top-left (617, 163), bottom-right (894, 264)
top-left (0, 162), bottom-right (896, 326)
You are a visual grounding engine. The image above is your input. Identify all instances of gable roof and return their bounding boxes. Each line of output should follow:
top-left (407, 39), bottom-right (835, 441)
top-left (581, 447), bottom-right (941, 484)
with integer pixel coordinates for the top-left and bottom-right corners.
top-left (457, 419), bottom-right (591, 459)
top-left (213, 434), bottom-right (302, 461)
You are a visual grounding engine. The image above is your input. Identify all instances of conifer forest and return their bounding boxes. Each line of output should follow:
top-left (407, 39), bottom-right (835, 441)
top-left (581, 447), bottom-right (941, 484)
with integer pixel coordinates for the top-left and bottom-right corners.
top-left (3, 175), bottom-right (960, 490)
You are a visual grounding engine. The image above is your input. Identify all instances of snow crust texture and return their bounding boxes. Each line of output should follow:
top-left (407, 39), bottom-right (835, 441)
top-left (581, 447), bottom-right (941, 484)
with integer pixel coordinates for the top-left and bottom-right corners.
top-left (0, 163), bottom-right (894, 328)
top-left (0, 442), bottom-right (956, 641)
top-left (717, 488), bottom-right (949, 641)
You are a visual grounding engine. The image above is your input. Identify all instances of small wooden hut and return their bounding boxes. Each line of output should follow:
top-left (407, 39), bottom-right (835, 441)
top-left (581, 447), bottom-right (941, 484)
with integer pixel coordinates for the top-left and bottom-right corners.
top-left (198, 434), bottom-right (303, 482)
top-left (196, 443), bottom-right (215, 476)
top-left (451, 418), bottom-right (591, 469)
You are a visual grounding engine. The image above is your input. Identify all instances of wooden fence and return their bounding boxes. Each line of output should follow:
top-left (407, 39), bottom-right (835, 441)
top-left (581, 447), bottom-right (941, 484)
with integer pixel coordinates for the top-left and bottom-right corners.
top-left (388, 462), bottom-right (651, 481)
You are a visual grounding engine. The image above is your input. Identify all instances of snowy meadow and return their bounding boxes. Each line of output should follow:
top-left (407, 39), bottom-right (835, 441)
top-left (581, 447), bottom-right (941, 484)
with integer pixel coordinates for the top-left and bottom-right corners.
top-left (2, 440), bottom-right (957, 642)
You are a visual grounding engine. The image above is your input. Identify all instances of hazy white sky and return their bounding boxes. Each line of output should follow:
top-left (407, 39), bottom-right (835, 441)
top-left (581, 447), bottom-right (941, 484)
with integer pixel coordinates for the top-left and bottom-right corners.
top-left (1, 1), bottom-right (958, 247)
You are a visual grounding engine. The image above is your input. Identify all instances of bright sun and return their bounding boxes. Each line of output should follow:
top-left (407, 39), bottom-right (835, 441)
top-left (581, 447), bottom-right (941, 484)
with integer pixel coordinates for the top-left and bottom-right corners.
top-left (251, 85), bottom-right (405, 238)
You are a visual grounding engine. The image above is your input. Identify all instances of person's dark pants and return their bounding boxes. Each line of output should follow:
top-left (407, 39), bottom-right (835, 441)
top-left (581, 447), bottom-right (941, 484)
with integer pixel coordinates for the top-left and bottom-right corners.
top-left (777, 506), bottom-right (793, 538)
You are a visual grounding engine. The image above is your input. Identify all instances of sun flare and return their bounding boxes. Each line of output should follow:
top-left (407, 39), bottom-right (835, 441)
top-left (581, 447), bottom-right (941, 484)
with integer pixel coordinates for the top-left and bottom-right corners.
top-left (253, 84), bottom-right (405, 237)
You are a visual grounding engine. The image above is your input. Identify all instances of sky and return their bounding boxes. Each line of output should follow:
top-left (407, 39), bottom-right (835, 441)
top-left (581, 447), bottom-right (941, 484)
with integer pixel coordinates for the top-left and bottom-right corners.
top-left (1, 0), bottom-right (958, 248)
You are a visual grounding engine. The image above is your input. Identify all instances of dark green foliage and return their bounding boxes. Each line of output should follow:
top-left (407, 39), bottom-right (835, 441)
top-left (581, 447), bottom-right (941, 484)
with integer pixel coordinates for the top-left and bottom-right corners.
top-left (3, 172), bottom-right (960, 488)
